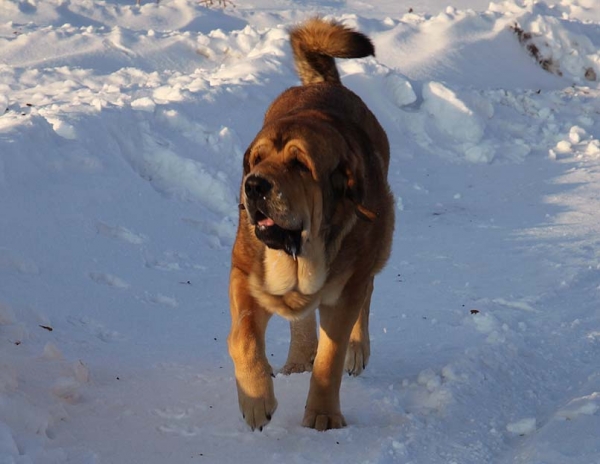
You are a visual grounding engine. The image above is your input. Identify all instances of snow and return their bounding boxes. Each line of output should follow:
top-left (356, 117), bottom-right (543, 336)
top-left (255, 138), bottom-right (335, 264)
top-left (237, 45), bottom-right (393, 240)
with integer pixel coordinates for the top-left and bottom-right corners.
top-left (506, 417), bottom-right (537, 436)
top-left (1, 0), bottom-right (600, 462)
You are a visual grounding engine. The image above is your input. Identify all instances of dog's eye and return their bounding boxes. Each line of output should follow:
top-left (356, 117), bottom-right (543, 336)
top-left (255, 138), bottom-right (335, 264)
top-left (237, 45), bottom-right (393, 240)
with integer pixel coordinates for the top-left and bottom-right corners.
top-left (252, 154), bottom-right (262, 167)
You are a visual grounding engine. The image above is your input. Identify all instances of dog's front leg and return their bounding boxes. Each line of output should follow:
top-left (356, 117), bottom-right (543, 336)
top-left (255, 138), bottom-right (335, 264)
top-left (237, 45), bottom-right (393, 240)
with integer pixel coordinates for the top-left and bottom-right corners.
top-left (302, 279), bottom-right (367, 431)
top-left (228, 267), bottom-right (277, 431)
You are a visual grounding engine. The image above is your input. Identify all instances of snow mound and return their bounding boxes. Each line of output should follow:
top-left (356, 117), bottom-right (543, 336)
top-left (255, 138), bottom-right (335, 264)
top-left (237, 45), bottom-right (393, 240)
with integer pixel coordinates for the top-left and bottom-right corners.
top-left (1, 0), bottom-right (600, 462)
top-left (506, 417), bottom-right (537, 435)
top-left (504, 2), bottom-right (600, 84)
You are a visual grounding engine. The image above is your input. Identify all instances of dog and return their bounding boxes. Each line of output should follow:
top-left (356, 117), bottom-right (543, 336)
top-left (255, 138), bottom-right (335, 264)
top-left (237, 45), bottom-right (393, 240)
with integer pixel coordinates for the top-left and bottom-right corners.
top-left (227, 18), bottom-right (394, 431)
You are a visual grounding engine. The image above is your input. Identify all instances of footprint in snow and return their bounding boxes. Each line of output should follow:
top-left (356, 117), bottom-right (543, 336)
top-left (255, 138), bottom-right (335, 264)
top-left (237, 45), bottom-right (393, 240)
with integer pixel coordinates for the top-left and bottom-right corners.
top-left (96, 222), bottom-right (148, 245)
top-left (66, 316), bottom-right (122, 342)
top-left (157, 424), bottom-right (201, 437)
top-left (141, 293), bottom-right (178, 308)
top-left (89, 272), bottom-right (130, 289)
top-left (0, 248), bottom-right (40, 275)
top-left (143, 250), bottom-right (207, 272)
top-left (154, 406), bottom-right (205, 438)
top-left (181, 217), bottom-right (236, 248)
top-left (153, 407), bottom-right (192, 420)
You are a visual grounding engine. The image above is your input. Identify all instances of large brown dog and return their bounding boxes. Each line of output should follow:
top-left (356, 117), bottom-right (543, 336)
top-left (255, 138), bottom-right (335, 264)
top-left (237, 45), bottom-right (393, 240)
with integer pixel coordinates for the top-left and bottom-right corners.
top-left (228, 18), bottom-right (394, 431)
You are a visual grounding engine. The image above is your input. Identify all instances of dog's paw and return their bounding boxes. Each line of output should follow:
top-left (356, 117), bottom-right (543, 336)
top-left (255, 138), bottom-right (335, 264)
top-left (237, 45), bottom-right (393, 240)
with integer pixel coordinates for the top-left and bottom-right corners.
top-left (302, 409), bottom-right (346, 431)
top-left (279, 361), bottom-right (313, 375)
top-left (238, 394), bottom-right (278, 431)
top-left (236, 376), bottom-right (278, 431)
top-left (344, 339), bottom-right (370, 376)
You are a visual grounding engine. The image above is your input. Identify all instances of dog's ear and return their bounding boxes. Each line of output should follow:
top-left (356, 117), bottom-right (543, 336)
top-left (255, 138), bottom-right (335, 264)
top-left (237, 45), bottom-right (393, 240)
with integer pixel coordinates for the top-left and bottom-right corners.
top-left (242, 147), bottom-right (252, 175)
top-left (335, 153), bottom-right (377, 222)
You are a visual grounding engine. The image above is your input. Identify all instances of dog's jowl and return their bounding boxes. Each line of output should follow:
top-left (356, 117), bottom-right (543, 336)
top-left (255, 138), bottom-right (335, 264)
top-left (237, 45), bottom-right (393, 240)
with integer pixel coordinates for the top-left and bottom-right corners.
top-left (228, 18), bottom-right (394, 431)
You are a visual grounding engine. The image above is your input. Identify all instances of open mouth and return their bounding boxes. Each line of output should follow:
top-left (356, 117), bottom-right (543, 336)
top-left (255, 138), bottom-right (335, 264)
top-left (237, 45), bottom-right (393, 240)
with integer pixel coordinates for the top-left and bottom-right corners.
top-left (252, 210), bottom-right (302, 258)
top-left (254, 210), bottom-right (276, 229)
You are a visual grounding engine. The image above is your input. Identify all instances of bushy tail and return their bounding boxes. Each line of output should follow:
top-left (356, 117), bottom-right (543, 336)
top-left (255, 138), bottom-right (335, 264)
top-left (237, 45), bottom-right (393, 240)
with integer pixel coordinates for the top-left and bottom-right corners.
top-left (289, 18), bottom-right (374, 86)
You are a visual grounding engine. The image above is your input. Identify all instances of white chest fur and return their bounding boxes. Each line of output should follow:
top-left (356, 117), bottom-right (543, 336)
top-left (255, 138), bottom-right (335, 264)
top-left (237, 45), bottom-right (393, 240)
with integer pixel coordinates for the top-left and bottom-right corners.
top-left (263, 245), bottom-right (327, 296)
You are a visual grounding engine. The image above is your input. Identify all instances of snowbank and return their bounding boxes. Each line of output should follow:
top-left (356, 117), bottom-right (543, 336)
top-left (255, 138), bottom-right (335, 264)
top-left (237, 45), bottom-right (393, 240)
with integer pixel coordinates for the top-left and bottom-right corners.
top-left (1, 0), bottom-right (600, 462)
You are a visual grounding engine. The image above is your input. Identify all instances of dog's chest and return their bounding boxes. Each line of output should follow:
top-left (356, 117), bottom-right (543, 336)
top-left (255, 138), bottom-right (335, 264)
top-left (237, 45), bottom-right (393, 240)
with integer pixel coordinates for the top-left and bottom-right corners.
top-left (263, 248), bottom-right (326, 296)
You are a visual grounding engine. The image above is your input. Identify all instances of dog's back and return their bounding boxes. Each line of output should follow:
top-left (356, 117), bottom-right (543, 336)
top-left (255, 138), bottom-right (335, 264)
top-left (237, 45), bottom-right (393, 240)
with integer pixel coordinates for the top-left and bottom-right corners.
top-left (264, 19), bottom-right (389, 176)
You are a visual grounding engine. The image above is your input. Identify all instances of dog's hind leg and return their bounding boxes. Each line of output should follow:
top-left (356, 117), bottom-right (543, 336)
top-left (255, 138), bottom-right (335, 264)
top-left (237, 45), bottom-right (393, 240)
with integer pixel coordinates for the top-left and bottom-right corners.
top-left (344, 275), bottom-right (373, 376)
top-left (280, 312), bottom-right (318, 375)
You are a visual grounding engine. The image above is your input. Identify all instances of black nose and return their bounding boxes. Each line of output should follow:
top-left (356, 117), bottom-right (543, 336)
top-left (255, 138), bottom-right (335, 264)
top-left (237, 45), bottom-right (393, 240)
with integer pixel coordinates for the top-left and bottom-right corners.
top-left (245, 175), bottom-right (272, 200)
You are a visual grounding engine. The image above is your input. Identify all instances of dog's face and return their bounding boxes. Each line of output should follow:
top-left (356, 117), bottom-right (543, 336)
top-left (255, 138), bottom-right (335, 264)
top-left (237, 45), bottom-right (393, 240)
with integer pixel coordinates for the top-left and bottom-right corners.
top-left (242, 119), bottom-right (362, 258)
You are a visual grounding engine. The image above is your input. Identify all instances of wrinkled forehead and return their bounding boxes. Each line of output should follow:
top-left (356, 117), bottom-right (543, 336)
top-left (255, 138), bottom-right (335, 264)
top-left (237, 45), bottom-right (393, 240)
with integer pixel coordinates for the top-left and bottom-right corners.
top-left (250, 120), bottom-right (347, 175)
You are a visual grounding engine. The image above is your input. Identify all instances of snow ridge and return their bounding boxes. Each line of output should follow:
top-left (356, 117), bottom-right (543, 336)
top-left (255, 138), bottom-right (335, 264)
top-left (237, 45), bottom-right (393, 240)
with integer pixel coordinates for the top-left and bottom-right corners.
top-left (1, 0), bottom-right (600, 462)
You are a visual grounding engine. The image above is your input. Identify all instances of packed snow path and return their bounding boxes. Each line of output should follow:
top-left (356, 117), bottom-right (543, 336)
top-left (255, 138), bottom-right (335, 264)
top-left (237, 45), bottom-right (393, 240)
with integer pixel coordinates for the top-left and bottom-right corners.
top-left (1, 0), bottom-right (599, 462)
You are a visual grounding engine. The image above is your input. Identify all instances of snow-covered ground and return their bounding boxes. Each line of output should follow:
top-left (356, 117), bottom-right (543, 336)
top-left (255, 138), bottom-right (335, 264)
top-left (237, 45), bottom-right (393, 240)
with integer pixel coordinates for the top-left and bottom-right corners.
top-left (1, 0), bottom-right (600, 462)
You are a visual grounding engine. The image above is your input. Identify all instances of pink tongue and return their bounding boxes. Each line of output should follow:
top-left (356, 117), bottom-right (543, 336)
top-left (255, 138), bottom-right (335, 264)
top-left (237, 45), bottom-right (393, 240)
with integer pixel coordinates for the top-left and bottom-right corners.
top-left (258, 217), bottom-right (275, 227)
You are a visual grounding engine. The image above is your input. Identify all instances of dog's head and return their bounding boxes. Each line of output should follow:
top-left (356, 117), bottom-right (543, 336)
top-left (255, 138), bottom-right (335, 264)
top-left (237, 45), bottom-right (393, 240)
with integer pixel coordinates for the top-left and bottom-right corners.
top-left (241, 116), bottom-right (372, 258)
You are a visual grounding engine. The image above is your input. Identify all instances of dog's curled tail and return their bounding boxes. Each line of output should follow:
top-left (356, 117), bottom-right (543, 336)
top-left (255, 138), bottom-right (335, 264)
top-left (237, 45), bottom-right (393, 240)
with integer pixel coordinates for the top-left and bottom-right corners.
top-left (290, 18), bottom-right (374, 86)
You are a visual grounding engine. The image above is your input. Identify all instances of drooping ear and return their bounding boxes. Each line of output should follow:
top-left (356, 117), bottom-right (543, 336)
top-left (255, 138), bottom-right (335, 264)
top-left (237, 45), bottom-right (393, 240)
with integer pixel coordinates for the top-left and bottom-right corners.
top-left (330, 169), bottom-right (346, 196)
top-left (242, 147), bottom-right (252, 175)
top-left (337, 151), bottom-right (377, 222)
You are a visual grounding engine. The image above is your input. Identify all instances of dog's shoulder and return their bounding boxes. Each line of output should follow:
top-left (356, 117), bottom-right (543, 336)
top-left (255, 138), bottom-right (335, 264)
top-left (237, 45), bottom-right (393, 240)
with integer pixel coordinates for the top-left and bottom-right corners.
top-left (264, 84), bottom-right (366, 124)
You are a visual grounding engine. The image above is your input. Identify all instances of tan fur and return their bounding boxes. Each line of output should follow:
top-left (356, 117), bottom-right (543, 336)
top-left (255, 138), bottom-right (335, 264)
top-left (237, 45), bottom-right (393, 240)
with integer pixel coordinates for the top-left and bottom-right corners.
top-left (228, 18), bottom-right (394, 431)
top-left (290, 18), bottom-right (375, 85)
top-left (280, 314), bottom-right (318, 375)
